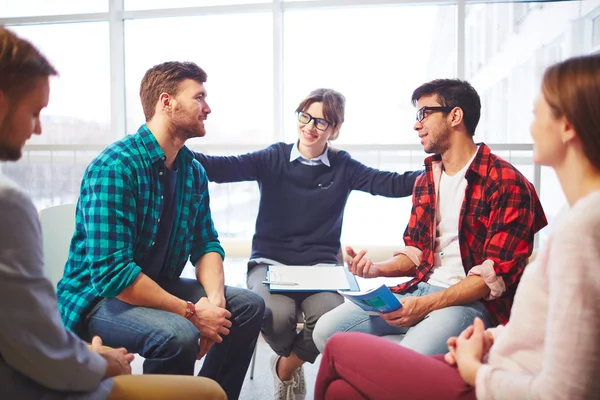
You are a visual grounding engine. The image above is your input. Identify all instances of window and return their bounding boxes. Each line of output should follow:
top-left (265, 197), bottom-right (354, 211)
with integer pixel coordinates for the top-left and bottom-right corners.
top-left (8, 23), bottom-right (112, 145)
top-left (594, 14), bottom-right (600, 48)
top-left (0, 0), bottom-right (107, 18)
top-left (283, 5), bottom-right (456, 146)
top-left (4, 23), bottom-right (111, 209)
top-left (3, 0), bottom-right (588, 248)
top-left (124, 13), bottom-right (274, 144)
top-left (124, 0), bottom-right (269, 11)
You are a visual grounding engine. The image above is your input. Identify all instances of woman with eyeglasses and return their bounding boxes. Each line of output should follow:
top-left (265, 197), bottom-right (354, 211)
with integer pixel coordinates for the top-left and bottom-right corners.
top-left (314, 54), bottom-right (600, 400)
top-left (194, 88), bottom-right (421, 400)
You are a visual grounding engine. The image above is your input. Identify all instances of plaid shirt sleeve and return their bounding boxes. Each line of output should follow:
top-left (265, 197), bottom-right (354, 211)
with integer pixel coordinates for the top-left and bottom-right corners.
top-left (189, 167), bottom-right (225, 265)
top-left (79, 162), bottom-right (142, 298)
top-left (465, 177), bottom-right (545, 300)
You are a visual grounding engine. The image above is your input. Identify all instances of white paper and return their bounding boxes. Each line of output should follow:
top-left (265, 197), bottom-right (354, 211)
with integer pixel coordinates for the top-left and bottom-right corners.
top-left (267, 265), bottom-right (351, 291)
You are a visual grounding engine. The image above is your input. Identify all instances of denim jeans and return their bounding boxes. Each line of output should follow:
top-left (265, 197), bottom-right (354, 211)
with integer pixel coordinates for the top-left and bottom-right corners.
top-left (313, 282), bottom-right (491, 355)
top-left (85, 278), bottom-right (265, 400)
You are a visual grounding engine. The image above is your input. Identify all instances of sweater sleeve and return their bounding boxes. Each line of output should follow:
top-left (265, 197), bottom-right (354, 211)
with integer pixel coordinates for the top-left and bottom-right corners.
top-left (476, 209), bottom-right (600, 400)
top-left (345, 154), bottom-right (422, 198)
top-left (193, 145), bottom-right (278, 183)
top-left (0, 182), bottom-right (107, 392)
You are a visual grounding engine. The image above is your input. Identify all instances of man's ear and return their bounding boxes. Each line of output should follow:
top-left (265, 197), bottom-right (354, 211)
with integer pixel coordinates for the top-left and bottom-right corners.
top-left (449, 107), bottom-right (464, 128)
top-left (0, 90), bottom-right (9, 125)
top-left (158, 92), bottom-right (173, 112)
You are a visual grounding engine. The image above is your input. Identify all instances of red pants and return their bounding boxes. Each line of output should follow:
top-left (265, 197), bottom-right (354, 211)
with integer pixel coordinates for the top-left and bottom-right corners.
top-left (315, 332), bottom-right (477, 400)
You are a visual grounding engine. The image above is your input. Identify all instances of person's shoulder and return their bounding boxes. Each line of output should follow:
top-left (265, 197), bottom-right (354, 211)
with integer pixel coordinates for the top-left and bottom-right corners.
top-left (270, 142), bottom-right (291, 153)
top-left (0, 175), bottom-right (31, 207)
top-left (560, 191), bottom-right (600, 234)
top-left (329, 146), bottom-right (349, 158)
top-left (88, 135), bottom-right (140, 173)
top-left (486, 152), bottom-right (531, 189)
top-left (0, 175), bottom-right (36, 223)
top-left (258, 142), bottom-right (288, 162)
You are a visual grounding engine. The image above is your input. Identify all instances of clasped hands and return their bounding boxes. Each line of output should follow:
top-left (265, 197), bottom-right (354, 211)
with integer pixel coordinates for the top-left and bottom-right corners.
top-left (188, 295), bottom-right (232, 360)
top-left (444, 317), bottom-right (493, 386)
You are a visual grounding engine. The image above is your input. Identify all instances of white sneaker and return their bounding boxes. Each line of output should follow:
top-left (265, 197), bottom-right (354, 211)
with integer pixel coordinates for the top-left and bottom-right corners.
top-left (293, 365), bottom-right (306, 400)
top-left (270, 355), bottom-right (296, 400)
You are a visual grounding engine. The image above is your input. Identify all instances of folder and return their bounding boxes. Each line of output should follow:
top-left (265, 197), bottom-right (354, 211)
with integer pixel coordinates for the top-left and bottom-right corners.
top-left (264, 265), bottom-right (360, 292)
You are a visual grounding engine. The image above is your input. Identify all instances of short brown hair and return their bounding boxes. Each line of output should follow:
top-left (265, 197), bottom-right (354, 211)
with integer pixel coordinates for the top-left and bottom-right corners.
top-left (295, 88), bottom-right (345, 141)
top-left (0, 27), bottom-right (57, 100)
top-left (140, 61), bottom-right (208, 121)
top-left (542, 54), bottom-right (600, 171)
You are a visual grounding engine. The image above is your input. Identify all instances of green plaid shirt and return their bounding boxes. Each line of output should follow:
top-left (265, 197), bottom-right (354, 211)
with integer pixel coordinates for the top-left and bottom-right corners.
top-left (57, 125), bottom-right (224, 334)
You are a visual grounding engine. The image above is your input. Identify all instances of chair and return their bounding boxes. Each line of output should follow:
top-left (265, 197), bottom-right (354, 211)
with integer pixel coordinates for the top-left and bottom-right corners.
top-left (249, 307), bottom-right (304, 380)
top-left (39, 203), bottom-right (76, 288)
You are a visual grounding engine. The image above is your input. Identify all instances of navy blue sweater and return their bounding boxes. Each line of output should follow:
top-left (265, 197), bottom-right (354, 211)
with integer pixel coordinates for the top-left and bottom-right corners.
top-left (194, 143), bottom-right (421, 266)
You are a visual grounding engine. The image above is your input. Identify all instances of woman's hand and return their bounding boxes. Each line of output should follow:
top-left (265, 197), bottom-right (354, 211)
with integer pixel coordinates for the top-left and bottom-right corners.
top-left (445, 322), bottom-right (494, 366)
top-left (453, 317), bottom-right (487, 386)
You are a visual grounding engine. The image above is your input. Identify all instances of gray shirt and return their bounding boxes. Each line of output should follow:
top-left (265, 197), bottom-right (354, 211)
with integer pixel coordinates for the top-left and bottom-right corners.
top-left (0, 174), bottom-right (112, 399)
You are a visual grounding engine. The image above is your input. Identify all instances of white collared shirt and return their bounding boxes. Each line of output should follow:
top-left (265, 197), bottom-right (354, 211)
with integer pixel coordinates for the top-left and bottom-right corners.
top-left (289, 142), bottom-right (331, 167)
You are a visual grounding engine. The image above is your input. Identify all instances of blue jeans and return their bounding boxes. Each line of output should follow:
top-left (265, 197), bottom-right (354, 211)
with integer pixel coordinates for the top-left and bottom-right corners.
top-left (313, 282), bottom-right (491, 355)
top-left (85, 278), bottom-right (265, 400)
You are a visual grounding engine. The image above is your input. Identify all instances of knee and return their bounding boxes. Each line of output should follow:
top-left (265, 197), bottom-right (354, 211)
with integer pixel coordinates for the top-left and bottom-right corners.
top-left (262, 307), bottom-right (296, 337)
top-left (312, 313), bottom-right (336, 353)
top-left (233, 289), bottom-right (265, 327)
top-left (151, 322), bottom-right (199, 358)
top-left (321, 332), bottom-right (358, 361)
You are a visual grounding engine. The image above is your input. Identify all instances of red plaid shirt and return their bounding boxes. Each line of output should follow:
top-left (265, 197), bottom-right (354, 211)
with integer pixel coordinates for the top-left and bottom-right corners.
top-left (392, 144), bottom-right (547, 326)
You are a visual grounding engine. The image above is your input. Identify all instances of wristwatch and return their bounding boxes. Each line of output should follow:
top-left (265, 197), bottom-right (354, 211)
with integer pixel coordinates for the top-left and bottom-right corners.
top-left (184, 301), bottom-right (195, 320)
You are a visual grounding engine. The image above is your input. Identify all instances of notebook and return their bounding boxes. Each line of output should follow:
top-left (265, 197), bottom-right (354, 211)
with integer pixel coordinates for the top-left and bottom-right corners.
top-left (264, 265), bottom-right (360, 292)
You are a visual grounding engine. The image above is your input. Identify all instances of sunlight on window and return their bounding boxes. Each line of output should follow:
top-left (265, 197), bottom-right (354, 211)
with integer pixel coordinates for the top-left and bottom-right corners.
top-left (283, 5), bottom-right (456, 146)
top-left (0, 0), bottom-right (107, 18)
top-left (8, 23), bottom-right (111, 145)
top-left (124, 13), bottom-right (274, 144)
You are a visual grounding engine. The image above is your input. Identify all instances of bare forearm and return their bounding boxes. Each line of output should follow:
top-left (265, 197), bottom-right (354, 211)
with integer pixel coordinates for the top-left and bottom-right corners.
top-left (424, 276), bottom-right (490, 312)
top-left (375, 254), bottom-right (417, 277)
top-left (196, 252), bottom-right (225, 300)
top-left (117, 273), bottom-right (186, 316)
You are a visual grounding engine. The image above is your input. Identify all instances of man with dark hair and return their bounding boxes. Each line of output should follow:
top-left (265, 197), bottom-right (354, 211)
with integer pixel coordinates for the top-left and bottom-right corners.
top-left (314, 78), bottom-right (547, 356)
top-left (57, 61), bottom-right (265, 400)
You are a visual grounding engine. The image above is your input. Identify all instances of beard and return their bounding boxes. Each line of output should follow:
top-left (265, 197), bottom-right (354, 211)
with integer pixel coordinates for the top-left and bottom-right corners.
top-left (0, 116), bottom-right (22, 162)
top-left (423, 126), bottom-right (451, 155)
top-left (171, 106), bottom-right (206, 141)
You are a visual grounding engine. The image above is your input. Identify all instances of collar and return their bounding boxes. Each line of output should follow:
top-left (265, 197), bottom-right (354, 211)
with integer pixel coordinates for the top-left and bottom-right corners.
top-left (424, 142), bottom-right (490, 181)
top-left (138, 124), bottom-right (194, 165)
top-left (289, 141), bottom-right (331, 167)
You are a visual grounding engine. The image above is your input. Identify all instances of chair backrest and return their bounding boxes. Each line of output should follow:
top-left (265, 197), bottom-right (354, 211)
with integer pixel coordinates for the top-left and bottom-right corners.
top-left (39, 203), bottom-right (76, 288)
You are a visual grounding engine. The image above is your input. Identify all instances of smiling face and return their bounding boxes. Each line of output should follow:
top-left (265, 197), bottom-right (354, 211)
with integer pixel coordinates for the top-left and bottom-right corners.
top-left (0, 77), bottom-right (50, 161)
top-left (170, 79), bottom-right (211, 140)
top-left (297, 101), bottom-right (337, 156)
top-left (413, 94), bottom-right (452, 154)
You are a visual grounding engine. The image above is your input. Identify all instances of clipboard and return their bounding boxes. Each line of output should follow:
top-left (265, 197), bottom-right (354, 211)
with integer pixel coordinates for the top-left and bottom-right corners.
top-left (264, 265), bottom-right (360, 292)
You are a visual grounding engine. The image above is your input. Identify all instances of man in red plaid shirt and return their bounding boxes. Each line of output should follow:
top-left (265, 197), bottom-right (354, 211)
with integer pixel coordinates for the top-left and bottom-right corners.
top-left (314, 79), bottom-right (547, 356)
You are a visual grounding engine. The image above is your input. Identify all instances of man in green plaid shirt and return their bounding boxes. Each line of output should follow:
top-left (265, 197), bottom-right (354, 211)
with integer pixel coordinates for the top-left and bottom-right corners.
top-left (56, 61), bottom-right (265, 400)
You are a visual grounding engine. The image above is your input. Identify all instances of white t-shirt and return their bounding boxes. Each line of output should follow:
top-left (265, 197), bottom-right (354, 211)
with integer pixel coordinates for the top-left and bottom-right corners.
top-left (427, 150), bottom-right (478, 288)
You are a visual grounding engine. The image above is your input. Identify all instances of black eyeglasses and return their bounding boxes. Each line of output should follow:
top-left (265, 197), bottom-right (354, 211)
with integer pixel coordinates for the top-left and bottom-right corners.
top-left (416, 106), bottom-right (453, 122)
top-left (297, 112), bottom-right (332, 131)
